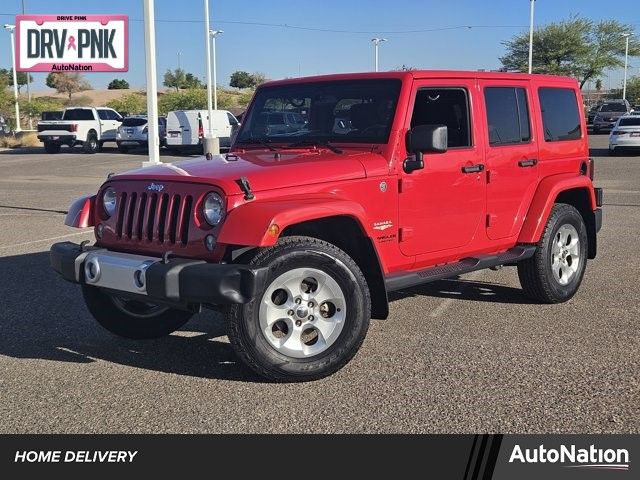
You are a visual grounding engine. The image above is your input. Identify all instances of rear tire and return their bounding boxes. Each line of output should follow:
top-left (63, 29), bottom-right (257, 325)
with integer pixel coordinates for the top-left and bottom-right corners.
top-left (517, 204), bottom-right (588, 303)
top-left (83, 133), bottom-right (99, 154)
top-left (227, 236), bottom-right (371, 382)
top-left (44, 142), bottom-right (61, 154)
top-left (82, 285), bottom-right (193, 339)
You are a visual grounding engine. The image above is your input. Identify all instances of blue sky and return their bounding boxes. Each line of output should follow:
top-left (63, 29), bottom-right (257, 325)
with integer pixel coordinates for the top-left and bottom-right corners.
top-left (0, 0), bottom-right (638, 91)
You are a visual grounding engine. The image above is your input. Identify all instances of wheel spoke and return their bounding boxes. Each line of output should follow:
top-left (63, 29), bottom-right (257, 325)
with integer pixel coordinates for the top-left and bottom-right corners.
top-left (281, 327), bottom-right (303, 352)
top-left (313, 317), bottom-right (337, 340)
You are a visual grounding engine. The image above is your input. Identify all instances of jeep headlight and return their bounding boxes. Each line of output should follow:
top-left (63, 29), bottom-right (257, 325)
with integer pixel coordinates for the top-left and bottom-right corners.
top-left (102, 187), bottom-right (117, 217)
top-left (203, 192), bottom-right (224, 226)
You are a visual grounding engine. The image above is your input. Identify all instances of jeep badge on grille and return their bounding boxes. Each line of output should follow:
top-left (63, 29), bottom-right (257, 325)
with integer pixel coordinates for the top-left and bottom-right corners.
top-left (147, 183), bottom-right (164, 192)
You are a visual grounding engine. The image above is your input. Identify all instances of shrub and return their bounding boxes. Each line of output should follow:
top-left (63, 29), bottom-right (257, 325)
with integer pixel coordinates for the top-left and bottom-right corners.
top-left (107, 93), bottom-right (147, 115)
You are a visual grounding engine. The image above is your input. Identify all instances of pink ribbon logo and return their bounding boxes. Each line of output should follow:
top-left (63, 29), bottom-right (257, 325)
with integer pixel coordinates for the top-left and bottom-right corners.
top-left (67, 35), bottom-right (77, 50)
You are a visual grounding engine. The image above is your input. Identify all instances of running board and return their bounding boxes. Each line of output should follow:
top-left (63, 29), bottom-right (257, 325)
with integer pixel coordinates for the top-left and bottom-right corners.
top-left (384, 245), bottom-right (536, 292)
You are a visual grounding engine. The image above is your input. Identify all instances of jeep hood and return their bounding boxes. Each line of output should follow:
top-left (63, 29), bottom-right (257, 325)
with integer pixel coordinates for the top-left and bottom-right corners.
top-left (113, 150), bottom-right (379, 195)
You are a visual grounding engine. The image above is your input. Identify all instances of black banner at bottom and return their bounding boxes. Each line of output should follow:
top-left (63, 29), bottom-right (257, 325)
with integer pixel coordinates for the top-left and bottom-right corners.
top-left (0, 434), bottom-right (636, 478)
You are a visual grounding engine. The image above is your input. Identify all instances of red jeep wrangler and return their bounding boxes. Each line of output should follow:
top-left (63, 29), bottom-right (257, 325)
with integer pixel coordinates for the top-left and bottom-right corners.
top-left (51, 71), bottom-right (603, 382)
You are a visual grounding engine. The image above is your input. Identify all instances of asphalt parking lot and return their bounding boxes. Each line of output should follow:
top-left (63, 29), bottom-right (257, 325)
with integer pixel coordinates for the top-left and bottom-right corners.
top-left (0, 137), bottom-right (638, 434)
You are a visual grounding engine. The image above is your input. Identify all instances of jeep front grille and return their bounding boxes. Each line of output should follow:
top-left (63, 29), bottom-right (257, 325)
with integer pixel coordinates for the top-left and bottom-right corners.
top-left (115, 191), bottom-right (193, 246)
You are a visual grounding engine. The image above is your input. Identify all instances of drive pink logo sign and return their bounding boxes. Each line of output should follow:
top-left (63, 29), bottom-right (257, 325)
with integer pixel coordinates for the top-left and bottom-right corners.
top-left (16, 15), bottom-right (128, 72)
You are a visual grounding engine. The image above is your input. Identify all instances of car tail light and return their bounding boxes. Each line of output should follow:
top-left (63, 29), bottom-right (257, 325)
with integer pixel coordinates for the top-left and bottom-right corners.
top-left (142, 126), bottom-right (148, 133)
top-left (198, 122), bottom-right (204, 139)
top-left (611, 130), bottom-right (626, 136)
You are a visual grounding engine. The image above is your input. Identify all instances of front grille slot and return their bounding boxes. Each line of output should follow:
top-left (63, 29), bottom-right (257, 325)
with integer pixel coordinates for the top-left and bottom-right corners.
top-left (115, 189), bottom-right (191, 246)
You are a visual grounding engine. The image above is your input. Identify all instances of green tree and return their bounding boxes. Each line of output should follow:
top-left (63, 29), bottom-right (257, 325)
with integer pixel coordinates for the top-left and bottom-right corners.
top-left (106, 93), bottom-right (147, 115)
top-left (500, 17), bottom-right (640, 88)
top-left (45, 72), bottom-right (60, 89)
top-left (230, 71), bottom-right (256, 89)
top-left (595, 78), bottom-right (603, 92)
top-left (0, 69), bottom-right (32, 93)
top-left (107, 78), bottom-right (130, 90)
top-left (51, 72), bottom-right (92, 99)
top-left (184, 73), bottom-right (204, 89)
top-left (163, 68), bottom-right (186, 92)
top-left (19, 96), bottom-right (65, 119)
top-left (607, 76), bottom-right (640, 104)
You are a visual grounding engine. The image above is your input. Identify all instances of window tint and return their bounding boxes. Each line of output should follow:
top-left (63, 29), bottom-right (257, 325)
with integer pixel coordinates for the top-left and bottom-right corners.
top-left (410, 88), bottom-right (471, 148)
top-left (226, 113), bottom-right (239, 126)
top-left (600, 103), bottom-right (627, 113)
top-left (269, 113), bottom-right (285, 125)
top-left (122, 117), bottom-right (147, 127)
top-left (619, 117), bottom-right (640, 126)
top-left (484, 87), bottom-right (530, 146)
top-left (97, 109), bottom-right (110, 120)
top-left (538, 88), bottom-right (581, 141)
top-left (63, 109), bottom-right (94, 121)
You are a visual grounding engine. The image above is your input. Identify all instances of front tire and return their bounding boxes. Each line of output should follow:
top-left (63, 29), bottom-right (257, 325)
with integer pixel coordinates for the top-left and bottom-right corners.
top-left (82, 285), bottom-right (193, 339)
top-left (518, 204), bottom-right (588, 303)
top-left (227, 236), bottom-right (371, 382)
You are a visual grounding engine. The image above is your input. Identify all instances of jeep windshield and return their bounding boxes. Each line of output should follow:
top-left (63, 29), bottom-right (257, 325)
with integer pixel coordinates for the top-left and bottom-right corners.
top-left (235, 79), bottom-right (402, 146)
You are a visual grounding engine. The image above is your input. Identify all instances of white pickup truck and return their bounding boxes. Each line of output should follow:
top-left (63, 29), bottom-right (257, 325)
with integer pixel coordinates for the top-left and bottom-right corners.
top-left (37, 107), bottom-right (123, 154)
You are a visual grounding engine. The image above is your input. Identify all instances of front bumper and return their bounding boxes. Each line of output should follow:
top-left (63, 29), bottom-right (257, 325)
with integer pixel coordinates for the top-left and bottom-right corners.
top-left (50, 241), bottom-right (268, 306)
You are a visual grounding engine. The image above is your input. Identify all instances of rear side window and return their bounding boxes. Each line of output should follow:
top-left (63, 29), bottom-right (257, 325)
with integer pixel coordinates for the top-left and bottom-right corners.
top-left (484, 87), bottom-right (531, 146)
top-left (538, 88), bottom-right (581, 141)
top-left (97, 109), bottom-right (110, 120)
top-left (63, 109), bottom-right (94, 121)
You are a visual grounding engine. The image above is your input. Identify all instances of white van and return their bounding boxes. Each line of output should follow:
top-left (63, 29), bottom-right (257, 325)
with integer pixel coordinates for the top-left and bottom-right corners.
top-left (165, 109), bottom-right (239, 154)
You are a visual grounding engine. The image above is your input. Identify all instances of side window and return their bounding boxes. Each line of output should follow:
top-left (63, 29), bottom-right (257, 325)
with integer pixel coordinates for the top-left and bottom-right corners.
top-left (97, 109), bottom-right (110, 120)
top-left (484, 87), bottom-right (531, 146)
top-left (538, 88), bottom-right (581, 141)
top-left (410, 88), bottom-right (471, 148)
top-left (110, 110), bottom-right (123, 121)
top-left (227, 113), bottom-right (239, 126)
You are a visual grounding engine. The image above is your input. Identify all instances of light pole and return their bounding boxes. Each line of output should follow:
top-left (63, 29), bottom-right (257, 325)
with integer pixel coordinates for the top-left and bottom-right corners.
top-left (528, 0), bottom-right (536, 74)
top-left (3, 24), bottom-right (20, 132)
top-left (177, 51), bottom-right (181, 70)
top-left (21, 0), bottom-right (32, 129)
top-left (203, 0), bottom-right (219, 156)
top-left (142, 0), bottom-right (160, 166)
top-left (209, 30), bottom-right (223, 110)
top-left (371, 38), bottom-right (387, 72)
top-left (622, 33), bottom-right (633, 101)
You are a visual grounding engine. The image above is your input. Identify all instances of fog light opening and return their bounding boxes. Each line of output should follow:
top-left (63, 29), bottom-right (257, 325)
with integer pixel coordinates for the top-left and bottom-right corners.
top-left (134, 269), bottom-right (145, 289)
top-left (85, 260), bottom-right (100, 282)
top-left (205, 234), bottom-right (216, 251)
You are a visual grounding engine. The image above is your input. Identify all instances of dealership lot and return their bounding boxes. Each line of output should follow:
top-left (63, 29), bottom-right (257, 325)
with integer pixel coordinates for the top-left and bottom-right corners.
top-left (0, 137), bottom-right (638, 433)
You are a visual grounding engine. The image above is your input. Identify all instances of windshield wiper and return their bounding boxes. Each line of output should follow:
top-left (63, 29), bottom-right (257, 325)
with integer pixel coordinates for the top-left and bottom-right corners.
top-left (237, 138), bottom-right (277, 151)
top-left (285, 140), bottom-right (343, 154)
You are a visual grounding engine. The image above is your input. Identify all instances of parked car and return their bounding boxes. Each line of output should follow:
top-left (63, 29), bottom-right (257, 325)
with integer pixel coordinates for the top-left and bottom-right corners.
top-left (609, 115), bottom-right (640, 155)
top-left (165, 109), bottom-right (239, 154)
top-left (51, 70), bottom-right (602, 382)
top-left (592, 100), bottom-right (630, 133)
top-left (116, 115), bottom-right (167, 153)
top-left (254, 111), bottom-right (307, 136)
top-left (586, 104), bottom-right (600, 125)
top-left (37, 107), bottom-right (123, 154)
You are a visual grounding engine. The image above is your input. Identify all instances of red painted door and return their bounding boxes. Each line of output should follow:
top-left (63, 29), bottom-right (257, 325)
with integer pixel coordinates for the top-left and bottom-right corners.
top-left (480, 81), bottom-right (539, 240)
top-left (398, 80), bottom-right (485, 257)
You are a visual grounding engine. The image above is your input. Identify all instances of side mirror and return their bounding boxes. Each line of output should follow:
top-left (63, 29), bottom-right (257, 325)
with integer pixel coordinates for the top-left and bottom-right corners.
top-left (404, 124), bottom-right (448, 173)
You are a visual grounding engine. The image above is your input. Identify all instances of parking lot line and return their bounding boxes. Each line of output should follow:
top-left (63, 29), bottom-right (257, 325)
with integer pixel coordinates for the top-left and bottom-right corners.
top-left (0, 230), bottom-right (92, 251)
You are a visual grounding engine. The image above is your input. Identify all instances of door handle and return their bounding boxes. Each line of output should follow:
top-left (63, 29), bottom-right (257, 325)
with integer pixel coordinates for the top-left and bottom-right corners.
top-left (462, 164), bottom-right (485, 174)
top-left (518, 159), bottom-right (538, 167)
